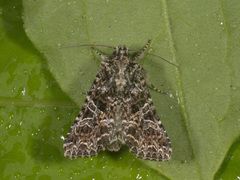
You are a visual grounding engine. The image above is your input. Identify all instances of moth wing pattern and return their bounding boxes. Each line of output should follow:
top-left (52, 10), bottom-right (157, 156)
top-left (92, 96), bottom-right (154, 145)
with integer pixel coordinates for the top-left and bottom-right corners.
top-left (63, 40), bottom-right (172, 161)
top-left (63, 63), bottom-right (112, 158)
top-left (123, 68), bottom-right (172, 161)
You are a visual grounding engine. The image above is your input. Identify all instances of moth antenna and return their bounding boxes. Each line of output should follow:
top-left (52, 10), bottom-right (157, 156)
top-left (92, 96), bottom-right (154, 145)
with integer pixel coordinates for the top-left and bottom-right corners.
top-left (61, 44), bottom-right (115, 49)
top-left (144, 51), bottom-right (179, 67)
top-left (130, 49), bottom-right (179, 67)
top-left (61, 42), bottom-right (179, 67)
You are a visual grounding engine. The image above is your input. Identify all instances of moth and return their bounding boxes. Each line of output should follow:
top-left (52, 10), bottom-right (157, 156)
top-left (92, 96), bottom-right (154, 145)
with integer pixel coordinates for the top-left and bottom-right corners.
top-left (63, 40), bottom-right (173, 161)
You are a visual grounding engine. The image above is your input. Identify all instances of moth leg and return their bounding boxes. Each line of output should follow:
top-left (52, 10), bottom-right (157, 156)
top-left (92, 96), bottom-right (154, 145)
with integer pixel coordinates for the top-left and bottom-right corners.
top-left (91, 47), bottom-right (110, 60)
top-left (134, 39), bottom-right (152, 60)
top-left (81, 92), bottom-right (88, 95)
top-left (148, 81), bottom-right (167, 94)
top-left (141, 68), bottom-right (167, 94)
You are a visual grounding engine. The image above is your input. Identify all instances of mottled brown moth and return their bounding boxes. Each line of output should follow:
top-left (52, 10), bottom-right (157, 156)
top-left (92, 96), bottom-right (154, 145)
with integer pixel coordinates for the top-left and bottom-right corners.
top-left (63, 40), bottom-right (173, 161)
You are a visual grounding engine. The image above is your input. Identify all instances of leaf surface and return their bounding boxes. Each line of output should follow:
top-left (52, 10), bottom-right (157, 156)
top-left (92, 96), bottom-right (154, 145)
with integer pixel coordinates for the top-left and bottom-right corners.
top-left (10, 0), bottom-right (240, 179)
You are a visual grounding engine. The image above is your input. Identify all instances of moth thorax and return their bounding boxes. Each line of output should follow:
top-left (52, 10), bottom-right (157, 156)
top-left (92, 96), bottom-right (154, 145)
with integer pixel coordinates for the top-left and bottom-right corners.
top-left (115, 76), bottom-right (127, 92)
top-left (115, 45), bottom-right (128, 56)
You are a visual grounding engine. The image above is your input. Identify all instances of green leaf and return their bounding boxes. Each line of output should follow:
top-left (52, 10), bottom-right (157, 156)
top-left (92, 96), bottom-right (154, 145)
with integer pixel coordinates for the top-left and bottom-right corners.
top-left (1, 0), bottom-right (239, 179)
top-left (0, 1), bottom-right (169, 179)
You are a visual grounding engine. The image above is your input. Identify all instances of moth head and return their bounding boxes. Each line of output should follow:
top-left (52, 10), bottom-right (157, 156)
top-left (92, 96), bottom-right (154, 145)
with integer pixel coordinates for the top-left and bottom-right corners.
top-left (114, 45), bottom-right (129, 56)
